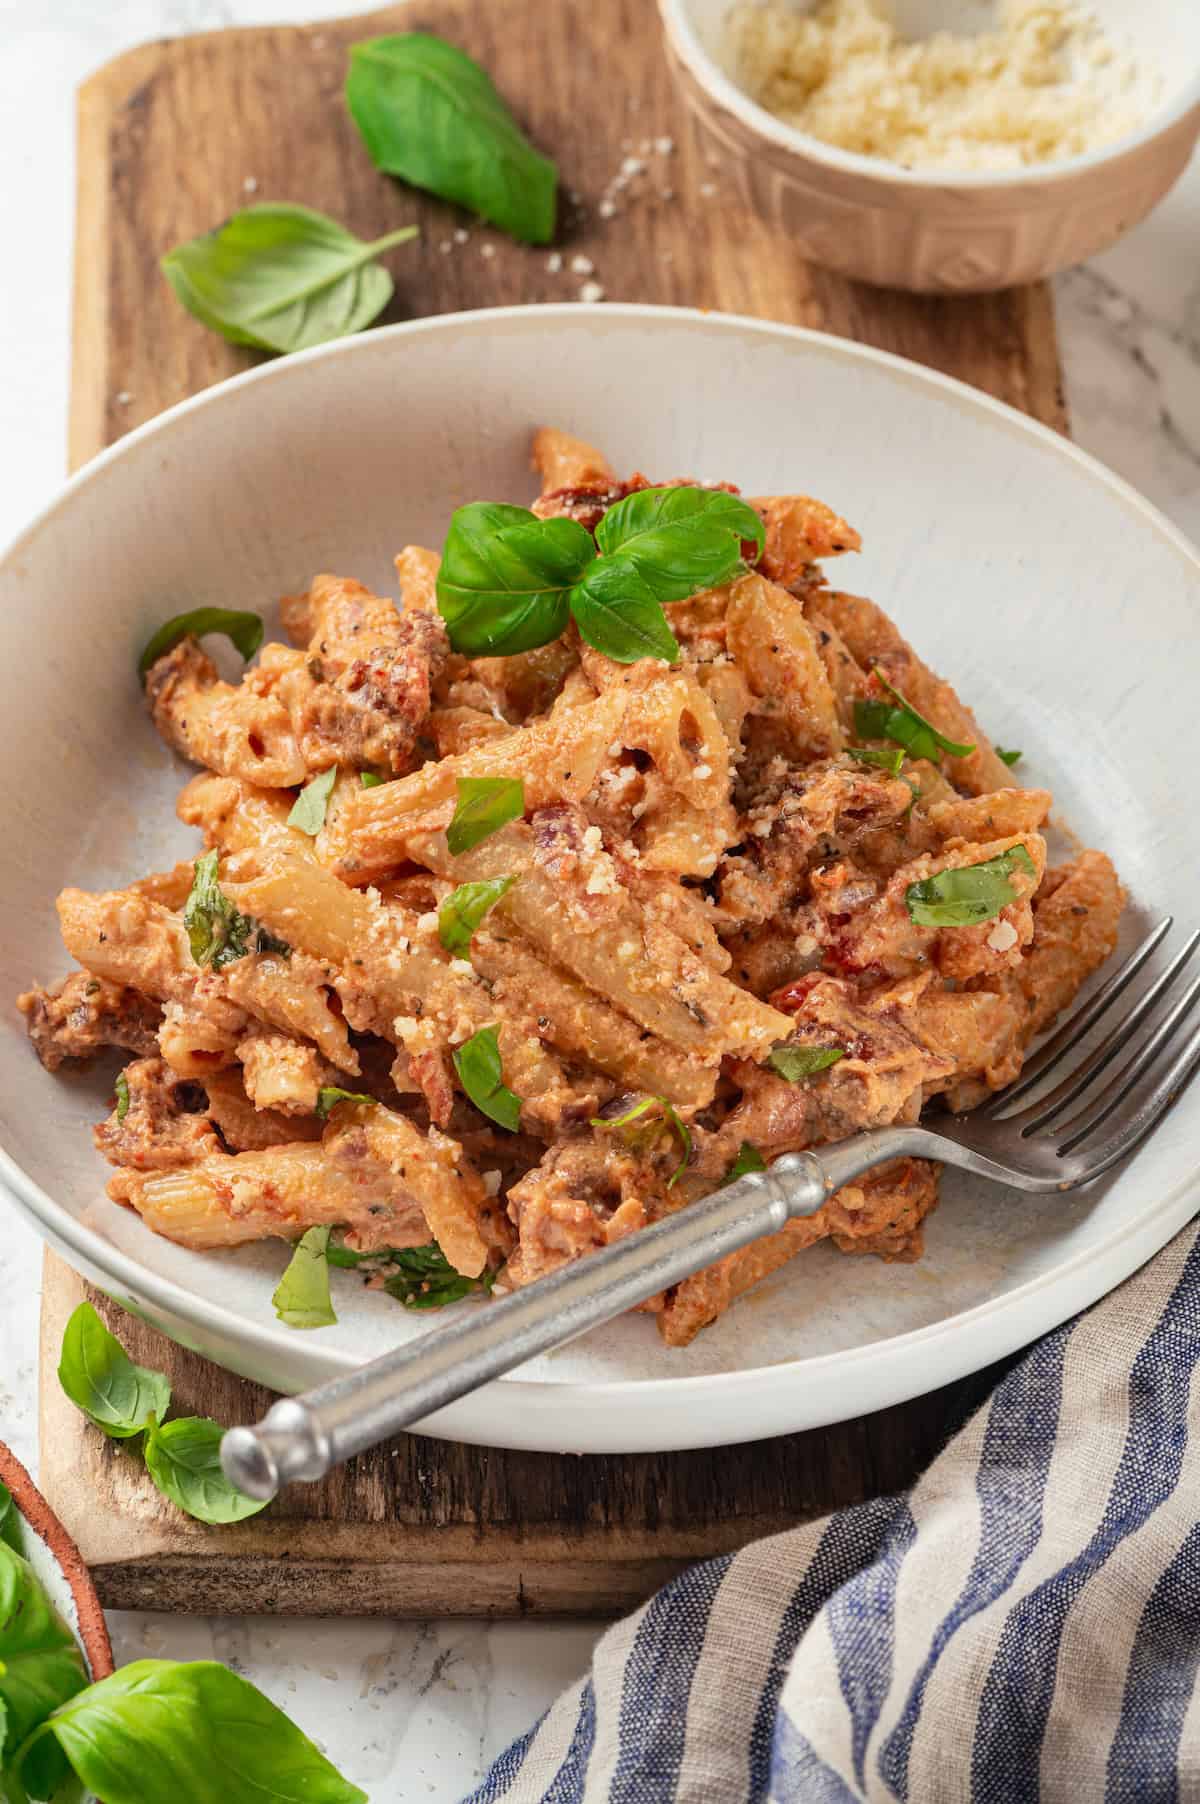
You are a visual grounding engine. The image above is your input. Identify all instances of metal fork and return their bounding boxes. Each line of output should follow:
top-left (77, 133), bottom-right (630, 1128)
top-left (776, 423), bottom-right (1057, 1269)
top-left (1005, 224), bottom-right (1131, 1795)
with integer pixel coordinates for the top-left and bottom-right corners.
top-left (222, 919), bottom-right (1200, 1500)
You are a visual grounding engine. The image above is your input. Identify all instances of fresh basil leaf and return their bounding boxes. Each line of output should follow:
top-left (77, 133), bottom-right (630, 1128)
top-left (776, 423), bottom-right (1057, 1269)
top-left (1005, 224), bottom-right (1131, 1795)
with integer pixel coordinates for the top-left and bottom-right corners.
top-left (847, 745), bottom-right (905, 777)
top-left (569, 558), bottom-right (680, 665)
top-left (438, 876), bottom-right (515, 955)
top-left (162, 202), bottom-right (418, 355)
top-left (453, 1025), bottom-right (522, 1130)
top-left (114, 1070), bottom-right (131, 1122)
top-left (378, 1244), bottom-right (491, 1310)
top-left (0, 1541), bottom-right (88, 1773)
top-left (182, 850), bottom-right (289, 970)
top-left (57, 1302), bottom-right (171, 1441)
top-left (437, 504), bottom-right (590, 657)
top-left (854, 670), bottom-right (975, 764)
top-left (346, 33), bottom-right (556, 245)
top-left (273, 1228), bottom-right (337, 1330)
top-left (0, 1483), bottom-right (19, 1558)
top-left (767, 1045), bottom-right (845, 1081)
top-left (905, 844), bottom-right (1036, 928)
top-left (447, 776), bottom-right (525, 854)
top-left (592, 486), bottom-right (763, 600)
top-left (315, 1086), bottom-right (377, 1120)
top-left (0, 1481), bottom-right (11, 1536)
top-left (359, 770), bottom-right (383, 788)
top-left (14, 1659), bottom-right (366, 1804)
top-left (288, 765), bottom-right (337, 835)
top-left (138, 607), bottom-right (264, 678)
top-left (143, 1418), bottom-right (268, 1526)
top-left (590, 1095), bottom-right (691, 1185)
top-left (721, 1141), bottom-right (767, 1187)
top-left (996, 745), bottom-right (1023, 767)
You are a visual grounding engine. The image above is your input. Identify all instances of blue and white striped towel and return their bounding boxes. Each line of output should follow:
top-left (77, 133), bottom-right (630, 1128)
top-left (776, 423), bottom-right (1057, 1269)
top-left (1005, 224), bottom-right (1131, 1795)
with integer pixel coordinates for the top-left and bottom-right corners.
top-left (466, 1218), bottom-right (1200, 1803)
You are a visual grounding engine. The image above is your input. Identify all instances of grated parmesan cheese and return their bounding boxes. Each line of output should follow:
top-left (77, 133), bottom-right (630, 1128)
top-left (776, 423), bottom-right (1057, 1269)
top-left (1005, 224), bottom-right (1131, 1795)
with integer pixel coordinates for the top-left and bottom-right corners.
top-left (726, 0), bottom-right (1157, 172)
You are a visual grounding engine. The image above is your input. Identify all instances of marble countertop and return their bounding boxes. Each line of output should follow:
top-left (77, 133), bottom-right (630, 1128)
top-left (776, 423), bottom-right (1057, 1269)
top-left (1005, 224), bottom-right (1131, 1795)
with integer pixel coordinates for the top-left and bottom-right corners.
top-left (1, 2), bottom-right (1198, 1795)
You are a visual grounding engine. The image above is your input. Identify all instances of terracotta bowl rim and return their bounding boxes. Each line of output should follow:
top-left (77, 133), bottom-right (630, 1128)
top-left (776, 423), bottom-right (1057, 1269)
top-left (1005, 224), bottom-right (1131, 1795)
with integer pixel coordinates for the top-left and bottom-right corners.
top-left (0, 1437), bottom-right (114, 1680)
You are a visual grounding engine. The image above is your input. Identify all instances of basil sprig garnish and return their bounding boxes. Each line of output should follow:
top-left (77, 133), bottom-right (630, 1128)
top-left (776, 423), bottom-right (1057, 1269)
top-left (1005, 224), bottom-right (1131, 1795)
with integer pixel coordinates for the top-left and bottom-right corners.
top-left (162, 202), bottom-right (418, 354)
top-left (315, 1086), bottom-right (377, 1119)
top-left (447, 776), bottom-right (525, 854)
top-left (273, 1227), bottom-right (337, 1330)
top-left (326, 1238), bottom-right (490, 1309)
top-left (721, 1141), bottom-right (767, 1187)
top-left (767, 1045), bottom-right (845, 1081)
top-left (453, 1025), bottom-right (522, 1130)
top-left (996, 745), bottom-right (1023, 767)
top-left (57, 1302), bottom-right (171, 1441)
top-left (854, 670), bottom-right (975, 764)
top-left (906, 844), bottom-right (1036, 928)
top-left (437, 486), bottom-right (765, 665)
top-left (288, 765), bottom-right (337, 835)
top-left (591, 1094), bottom-right (692, 1187)
top-left (846, 745), bottom-right (905, 777)
top-left (183, 850), bottom-right (290, 970)
top-left (138, 606), bottom-right (263, 678)
top-left (346, 33), bottom-right (557, 245)
top-left (12, 1660), bottom-right (366, 1804)
top-left (439, 876), bottom-right (515, 954)
top-left (114, 1070), bottom-right (131, 1122)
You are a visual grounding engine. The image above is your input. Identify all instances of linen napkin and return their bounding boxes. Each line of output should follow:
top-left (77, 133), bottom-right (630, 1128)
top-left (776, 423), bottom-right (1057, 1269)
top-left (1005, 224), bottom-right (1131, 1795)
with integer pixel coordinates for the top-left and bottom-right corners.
top-left (464, 1216), bottom-right (1200, 1802)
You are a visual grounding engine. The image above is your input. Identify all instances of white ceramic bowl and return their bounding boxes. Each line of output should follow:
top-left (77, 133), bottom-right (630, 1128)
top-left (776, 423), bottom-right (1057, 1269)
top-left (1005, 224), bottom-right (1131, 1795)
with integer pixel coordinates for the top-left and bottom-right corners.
top-left (659, 0), bottom-right (1200, 291)
top-left (2, 304), bottom-right (1199, 1453)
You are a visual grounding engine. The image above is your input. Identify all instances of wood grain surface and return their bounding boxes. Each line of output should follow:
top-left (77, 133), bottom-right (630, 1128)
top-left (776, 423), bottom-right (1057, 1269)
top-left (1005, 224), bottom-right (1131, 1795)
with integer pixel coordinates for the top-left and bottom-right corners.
top-left (40, 0), bottom-right (1062, 1616)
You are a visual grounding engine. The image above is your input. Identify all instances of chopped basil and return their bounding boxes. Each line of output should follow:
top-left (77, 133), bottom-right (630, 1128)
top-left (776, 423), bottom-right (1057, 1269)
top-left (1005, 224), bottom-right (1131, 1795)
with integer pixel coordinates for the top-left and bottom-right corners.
top-left (438, 875), bottom-right (515, 955)
top-left (996, 745), bottom-right (1023, 767)
top-left (360, 770), bottom-right (384, 787)
top-left (378, 1243), bottom-right (494, 1310)
top-left (854, 670), bottom-right (975, 764)
top-left (846, 745), bottom-right (905, 777)
top-left (590, 1094), bottom-right (692, 1187)
top-left (905, 844), bottom-right (1036, 928)
top-left (138, 606), bottom-right (263, 678)
top-left (315, 1086), bottom-right (377, 1119)
top-left (447, 776), bottom-right (525, 854)
top-left (287, 764), bottom-right (337, 835)
top-left (114, 1070), bottom-right (131, 1122)
top-left (272, 1227), bottom-right (337, 1329)
top-left (767, 1045), bottom-right (845, 1081)
top-left (452, 1025), bottom-right (522, 1130)
top-left (721, 1141), bottom-right (767, 1187)
top-left (182, 850), bottom-right (290, 970)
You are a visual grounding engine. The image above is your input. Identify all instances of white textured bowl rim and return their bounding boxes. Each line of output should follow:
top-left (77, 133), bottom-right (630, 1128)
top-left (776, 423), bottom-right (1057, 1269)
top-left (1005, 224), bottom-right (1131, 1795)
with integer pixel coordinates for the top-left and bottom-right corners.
top-left (658, 0), bottom-right (1200, 190)
top-left (4, 301), bottom-right (1200, 1419)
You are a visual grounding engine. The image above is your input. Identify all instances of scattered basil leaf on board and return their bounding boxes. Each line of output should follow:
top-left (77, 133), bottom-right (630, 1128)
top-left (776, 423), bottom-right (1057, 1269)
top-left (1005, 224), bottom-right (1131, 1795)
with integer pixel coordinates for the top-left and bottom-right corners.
top-left (143, 1418), bottom-right (268, 1526)
top-left (359, 770), bottom-right (384, 787)
top-left (315, 1086), bottom-right (377, 1119)
top-left (183, 850), bottom-right (289, 970)
top-left (447, 776), bottom-right (525, 854)
top-left (346, 33), bottom-right (557, 245)
top-left (854, 671), bottom-right (975, 764)
top-left (114, 1070), bottom-right (131, 1122)
top-left (57, 1302), bottom-right (171, 1441)
top-left (847, 745), bottom-right (905, 777)
top-left (288, 765), bottom-right (337, 835)
top-left (438, 876), bottom-right (515, 955)
top-left (767, 1045), bottom-right (845, 1081)
top-left (453, 1025), bottom-right (522, 1130)
top-left (593, 485), bottom-right (764, 598)
top-left (905, 844), bottom-right (1036, 928)
top-left (161, 202), bottom-right (418, 354)
top-left (138, 607), bottom-right (264, 678)
top-left (721, 1141), bottom-right (767, 1187)
top-left (590, 1095), bottom-right (691, 1185)
top-left (0, 1542), bottom-right (89, 1786)
top-left (437, 504), bottom-right (590, 657)
top-left (569, 558), bottom-right (681, 665)
top-left (13, 1660), bottom-right (367, 1804)
top-left (996, 745), bottom-right (1023, 767)
top-left (273, 1228), bottom-right (337, 1330)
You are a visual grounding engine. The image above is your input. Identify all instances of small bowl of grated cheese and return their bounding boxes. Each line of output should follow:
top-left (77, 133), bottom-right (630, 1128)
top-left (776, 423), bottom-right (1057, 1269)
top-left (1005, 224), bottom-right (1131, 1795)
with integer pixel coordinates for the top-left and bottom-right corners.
top-left (658, 0), bottom-right (1200, 290)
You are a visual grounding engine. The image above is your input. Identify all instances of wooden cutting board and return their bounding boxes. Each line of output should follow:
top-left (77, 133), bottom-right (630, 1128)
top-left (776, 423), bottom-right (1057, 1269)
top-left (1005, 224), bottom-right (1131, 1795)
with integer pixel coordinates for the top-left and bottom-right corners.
top-left (38, 0), bottom-right (1065, 1616)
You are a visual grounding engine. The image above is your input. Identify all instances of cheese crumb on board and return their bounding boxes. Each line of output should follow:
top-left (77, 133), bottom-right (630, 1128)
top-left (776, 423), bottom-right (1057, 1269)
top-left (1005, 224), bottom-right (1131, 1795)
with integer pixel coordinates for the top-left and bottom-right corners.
top-left (726, 0), bottom-right (1158, 172)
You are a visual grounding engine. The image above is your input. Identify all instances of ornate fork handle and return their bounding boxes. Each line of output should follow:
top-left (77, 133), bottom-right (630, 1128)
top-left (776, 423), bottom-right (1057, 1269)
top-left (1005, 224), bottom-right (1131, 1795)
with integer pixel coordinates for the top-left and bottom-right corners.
top-left (222, 1127), bottom-right (942, 1500)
